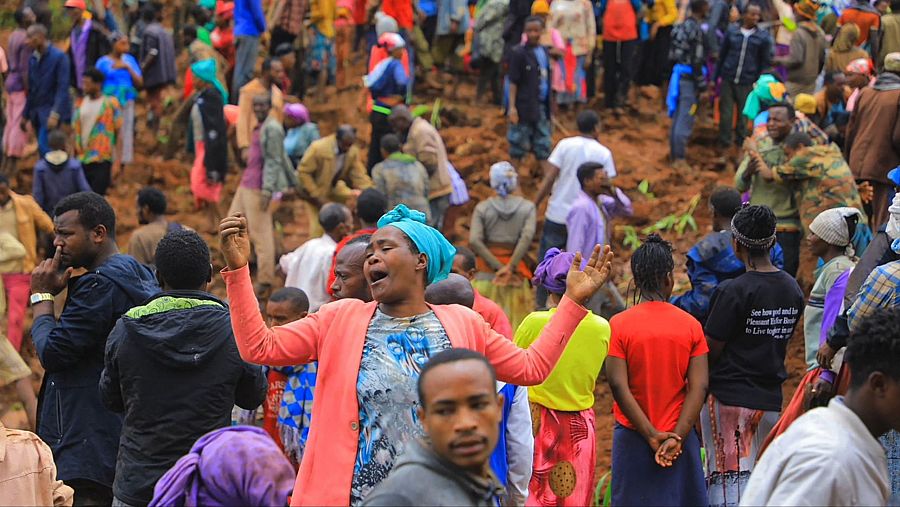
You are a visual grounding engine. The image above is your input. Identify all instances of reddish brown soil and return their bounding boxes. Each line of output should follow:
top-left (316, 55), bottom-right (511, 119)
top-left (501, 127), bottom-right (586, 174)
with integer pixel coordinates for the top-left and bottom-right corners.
top-left (0, 32), bottom-right (809, 496)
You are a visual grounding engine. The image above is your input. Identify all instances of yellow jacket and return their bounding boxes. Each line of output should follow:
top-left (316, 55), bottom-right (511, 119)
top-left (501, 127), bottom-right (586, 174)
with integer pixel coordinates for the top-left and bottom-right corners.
top-left (7, 192), bottom-right (54, 272)
top-left (298, 134), bottom-right (373, 202)
top-left (647, 0), bottom-right (677, 26)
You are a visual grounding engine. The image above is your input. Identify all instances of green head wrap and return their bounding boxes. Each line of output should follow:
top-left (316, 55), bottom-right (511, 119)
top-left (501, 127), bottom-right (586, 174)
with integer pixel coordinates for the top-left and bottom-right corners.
top-left (377, 204), bottom-right (456, 286)
top-left (191, 59), bottom-right (228, 101)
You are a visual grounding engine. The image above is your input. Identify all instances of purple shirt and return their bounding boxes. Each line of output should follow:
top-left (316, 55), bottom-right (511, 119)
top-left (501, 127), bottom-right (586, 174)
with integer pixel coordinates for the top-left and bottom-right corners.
top-left (70, 19), bottom-right (92, 90)
top-left (241, 126), bottom-right (264, 189)
top-left (5, 29), bottom-right (30, 92)
top-left (565, 189), bottom-right (632, 266)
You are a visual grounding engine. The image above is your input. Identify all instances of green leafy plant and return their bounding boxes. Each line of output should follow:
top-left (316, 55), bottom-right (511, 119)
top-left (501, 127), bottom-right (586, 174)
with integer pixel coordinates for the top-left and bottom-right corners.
top-left (675, 194), bottom-right (701, 235)
top-left (637, 179), bottom-right (656, 199)
top-left (621, 225), bottom-right (641, 251)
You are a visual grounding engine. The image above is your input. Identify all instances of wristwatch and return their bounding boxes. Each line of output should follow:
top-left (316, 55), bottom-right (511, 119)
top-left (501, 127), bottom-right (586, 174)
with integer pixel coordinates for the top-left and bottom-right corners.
top-left (30, 293), bottom-right (54, 306)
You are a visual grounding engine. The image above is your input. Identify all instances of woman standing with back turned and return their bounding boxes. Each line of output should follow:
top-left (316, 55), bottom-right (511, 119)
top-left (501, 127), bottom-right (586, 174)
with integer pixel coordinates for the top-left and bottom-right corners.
top-left (607, 234), bottom-right (709, 506)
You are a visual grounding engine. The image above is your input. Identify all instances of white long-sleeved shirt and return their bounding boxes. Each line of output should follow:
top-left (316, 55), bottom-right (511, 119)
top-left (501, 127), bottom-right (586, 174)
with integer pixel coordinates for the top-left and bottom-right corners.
top-left (279, 233), bottom-right (337, 312)
top-left (741, 397), bottom-right (890, 506)
top-left (497, 381), bottom-right (533, 506)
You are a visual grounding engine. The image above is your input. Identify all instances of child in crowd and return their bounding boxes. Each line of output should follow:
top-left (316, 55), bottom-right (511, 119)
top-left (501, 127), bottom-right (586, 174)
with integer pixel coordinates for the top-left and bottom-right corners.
top-left (702, 204), bottom-right (805, 506)
top-left (607, 234), bottom-right (709, 506)
top-left (31, 129), bottom-right (91, 215)
top-left (507, 16), bottom-right (553, 173)
top-left (73, 67), bottom-right (122, 196)
top-left (372, 133), bottom-right (431, 220)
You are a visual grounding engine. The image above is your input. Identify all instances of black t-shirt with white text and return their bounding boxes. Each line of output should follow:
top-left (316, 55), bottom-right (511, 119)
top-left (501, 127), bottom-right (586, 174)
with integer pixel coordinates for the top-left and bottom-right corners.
top-left (704, 270), bottom-right (805, 411)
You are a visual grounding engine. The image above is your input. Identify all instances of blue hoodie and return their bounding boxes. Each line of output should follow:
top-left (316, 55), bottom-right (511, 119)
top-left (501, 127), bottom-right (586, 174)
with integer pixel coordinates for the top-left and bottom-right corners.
top-left (32, 254), bottom-right (159, 487)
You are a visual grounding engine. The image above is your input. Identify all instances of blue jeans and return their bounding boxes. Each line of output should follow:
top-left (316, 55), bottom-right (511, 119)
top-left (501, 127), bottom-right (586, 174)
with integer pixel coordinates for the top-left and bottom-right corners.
top-left (669, 76), bottom-right (697, 161)
top-left (232, 35), bottom-right (260, 102)
top-left (535, 219), bottom-right (567, 309)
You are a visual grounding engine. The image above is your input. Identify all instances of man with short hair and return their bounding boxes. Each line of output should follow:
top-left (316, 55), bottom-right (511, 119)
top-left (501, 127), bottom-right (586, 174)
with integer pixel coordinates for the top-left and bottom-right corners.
top-left (668, 0), bottom-right (712, 167)
top-left (505, 16), bottom-right (553, 177)
top-left (774, 0), bottom-right (827, 97)
top-left (236, 58), bottom-right (286, 157)
top-left (372, 133), bottom-right (431, 220)
top-left (715, 4), bottom-right (771, 149)
top-left (752, 132), bottom-right (865, 235)
top-left (737, 103), bottom-right (811, 276)
top-left (228, 94), bottom-right (291, 292)
top-left (265, 287), bottom-right (310, 452)
top-left (535, 109), bottom-right (616, 307)
top-left (566, 162), bottom-right (632, 265)
top-left (326, 188), bottom-right (387, 297)
top-left (844, 52), bottom-right (900, 229)
top-left (451, 246), bottom-right (513, 340)
top-left (741, 307), bottom-right (900, 506)
top-left (389, 105), bottom-right (453, 229)
top-left (266, 288), bottom-right (310, 326)
top-left (280, 203), bottom-right (353, 311)
top-left (298, 125), bottom-right (373, 237)
top-left (100, 230), bottom-right (266, 507)
top-left (32, 129), bottom-right (92, 215)
top-left (362, 348), bottom-right (506, 506)
top-left (22, 24), bottom-right (72, 156)
top-left (128, 187), bottom-right (185, 266)
top-left (30, 192), bottom-right (159, 504)
top-left (0, 174), bottom-right (54, 353)
top-left (330, 234), bottom-right (374, 302)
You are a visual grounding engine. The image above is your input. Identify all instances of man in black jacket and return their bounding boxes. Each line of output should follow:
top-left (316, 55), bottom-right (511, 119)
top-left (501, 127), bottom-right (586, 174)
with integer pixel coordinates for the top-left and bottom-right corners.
top-left (64, 0), bottom-right (111, 93)
top-left (716, 4), bottom-right (772, 149)
top-left (100, 229), bottom-right (267, 507)
top-left (30, 192), bottom-right (160, 505)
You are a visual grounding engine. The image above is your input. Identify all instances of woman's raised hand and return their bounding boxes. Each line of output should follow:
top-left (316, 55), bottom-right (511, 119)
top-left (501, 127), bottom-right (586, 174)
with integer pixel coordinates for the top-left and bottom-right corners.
top-left (219, 213), bottom-right (252, 270)
top-left (564, 244), bottom-right (614, 306)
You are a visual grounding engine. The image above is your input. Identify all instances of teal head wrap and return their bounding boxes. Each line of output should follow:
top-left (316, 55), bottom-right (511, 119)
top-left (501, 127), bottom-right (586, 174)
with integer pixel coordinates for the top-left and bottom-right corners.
top-left (191, 59), bottom-right (228, 102)
top-left (377, 204), bottom-right (456, 286)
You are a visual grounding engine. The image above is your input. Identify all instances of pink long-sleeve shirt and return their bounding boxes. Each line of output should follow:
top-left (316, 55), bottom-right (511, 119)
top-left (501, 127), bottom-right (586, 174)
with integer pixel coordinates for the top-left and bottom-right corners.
top-left (222, 264), bottom-right (588, 505)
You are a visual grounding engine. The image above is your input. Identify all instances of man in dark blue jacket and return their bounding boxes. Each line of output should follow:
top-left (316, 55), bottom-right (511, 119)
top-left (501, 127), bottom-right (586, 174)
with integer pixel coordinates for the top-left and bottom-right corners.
top-left (671, 186), bottom-right (784, 323)
top-left (100, 229), bottom-right (267, 507)
top-left (22, 24), bottom-right (72, 156)
top-left (715, 4), bottom-right (772, 148)
top-left (30, 192), bottom-right (159, 505)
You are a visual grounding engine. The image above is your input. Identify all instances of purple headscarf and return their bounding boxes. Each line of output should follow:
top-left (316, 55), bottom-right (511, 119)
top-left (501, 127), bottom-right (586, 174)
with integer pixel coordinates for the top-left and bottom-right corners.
top-left (283, 103), bottom-right (310, 125)
top-left (150, 426), bottom-right (295, 507)
top-left (533, 248), bottom-right (573, 295)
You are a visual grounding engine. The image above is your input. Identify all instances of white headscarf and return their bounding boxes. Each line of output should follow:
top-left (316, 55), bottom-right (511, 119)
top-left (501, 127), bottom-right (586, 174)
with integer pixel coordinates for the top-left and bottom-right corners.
top-left (886, 193), bottom-right (900, 241)
top-left (489, 161), bottom-right (518, 198)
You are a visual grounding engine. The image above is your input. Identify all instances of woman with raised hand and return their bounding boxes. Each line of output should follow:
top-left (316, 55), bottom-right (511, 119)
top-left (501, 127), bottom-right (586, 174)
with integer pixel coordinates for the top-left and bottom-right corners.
top-left (218, 204), bottom-right (613, 505)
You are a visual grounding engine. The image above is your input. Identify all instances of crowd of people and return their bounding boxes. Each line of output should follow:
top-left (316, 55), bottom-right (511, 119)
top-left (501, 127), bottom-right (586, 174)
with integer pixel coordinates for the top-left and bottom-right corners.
top-left (1, 0), bottom-right (900, 506)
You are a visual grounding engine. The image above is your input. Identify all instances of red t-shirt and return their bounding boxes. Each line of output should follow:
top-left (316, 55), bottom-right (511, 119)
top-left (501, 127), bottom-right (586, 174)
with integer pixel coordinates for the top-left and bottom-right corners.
top-left (473, 290), bottom-right (513, 340)
top-left (382, 0), bottom-right (414, 30)
top-left (839, 8), bottom-right (881, 46)
top-left (608, 301), bottom-right (708, 432)
top-left (602, 0), bottom-right (638, 42)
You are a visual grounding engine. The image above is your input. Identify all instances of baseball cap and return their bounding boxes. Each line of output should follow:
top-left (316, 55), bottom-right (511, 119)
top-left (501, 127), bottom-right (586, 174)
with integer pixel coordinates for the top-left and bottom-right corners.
top-left (65, 0), bottom-right (87, 9)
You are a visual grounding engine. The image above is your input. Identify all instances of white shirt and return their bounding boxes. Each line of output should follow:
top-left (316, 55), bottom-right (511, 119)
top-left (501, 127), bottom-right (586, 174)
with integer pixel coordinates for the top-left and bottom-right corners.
top-left (279, 233), bottom-right (338, 312)
top-left (496, 381), bottom-right (533, 507)
top-left (545, 136), bottom-right (616, 224)
top-left (741, 397), bottom-right (891, 507)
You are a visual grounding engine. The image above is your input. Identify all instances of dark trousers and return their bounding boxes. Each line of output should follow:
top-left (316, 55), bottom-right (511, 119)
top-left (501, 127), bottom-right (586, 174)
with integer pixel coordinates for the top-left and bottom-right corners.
top-left (422, 15), bottom-right (438, 47)
top-left (83, 161), bottom-right (112, 196)
top-left (69, 479), bottom-right (113, 507)
top-left (535, 219), bottom-right (568, 309)
top-left (602, 39), bottom-right (639, 108)
top-left (368, 110), bottom-right (392, 171)
top-left (670, 77), bottom-right (697, 161)
top-left (477, 59), bottom-right (502, 104)
top-left (777, 230), bottom-right (801, 277)
top-left (718, 80), bottom-right (753, 146)
top-left (636, 26), bottom-right (673, 87)
top-left (269, 27), bottom-right (297, 55)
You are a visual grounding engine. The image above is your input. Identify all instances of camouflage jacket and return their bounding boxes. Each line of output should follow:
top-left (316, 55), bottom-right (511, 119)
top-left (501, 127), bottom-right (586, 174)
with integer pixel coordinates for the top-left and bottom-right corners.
top-left (771, 143), bottom-right (866, 231)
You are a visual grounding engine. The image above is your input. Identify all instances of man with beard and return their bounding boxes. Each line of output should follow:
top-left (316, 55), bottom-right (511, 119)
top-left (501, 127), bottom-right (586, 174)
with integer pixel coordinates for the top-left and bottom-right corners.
top-left (127, 187), bottom-right (185, 266)
top-left (30, 192), bottom-right (158, 504)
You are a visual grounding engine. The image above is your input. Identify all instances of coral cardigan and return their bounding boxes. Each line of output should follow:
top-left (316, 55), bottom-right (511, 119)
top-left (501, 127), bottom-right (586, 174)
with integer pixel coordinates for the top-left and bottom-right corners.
top-left (223, 265), bottom-right (588, 506)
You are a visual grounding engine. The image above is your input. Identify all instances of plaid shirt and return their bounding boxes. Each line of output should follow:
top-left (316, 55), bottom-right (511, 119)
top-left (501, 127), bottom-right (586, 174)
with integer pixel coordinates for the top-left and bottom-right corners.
top-left (848, 260), bottom-right (900, 330)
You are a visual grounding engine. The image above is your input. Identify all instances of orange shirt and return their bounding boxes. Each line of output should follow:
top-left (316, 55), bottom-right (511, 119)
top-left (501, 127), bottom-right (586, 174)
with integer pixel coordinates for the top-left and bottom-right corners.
top-left (609, 301), bottom-right (709, 432)
top-left (840, 7), bottom-right (881, 46)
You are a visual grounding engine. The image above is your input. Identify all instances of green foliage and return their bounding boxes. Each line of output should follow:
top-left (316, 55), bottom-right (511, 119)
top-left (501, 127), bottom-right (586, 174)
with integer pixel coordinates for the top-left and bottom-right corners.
top-left (410, 99), bottom-right (442, 129)
top-left (618, 193), bottom-right (702, 251)
top-left (637, 179), bottom-right (656, 199)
